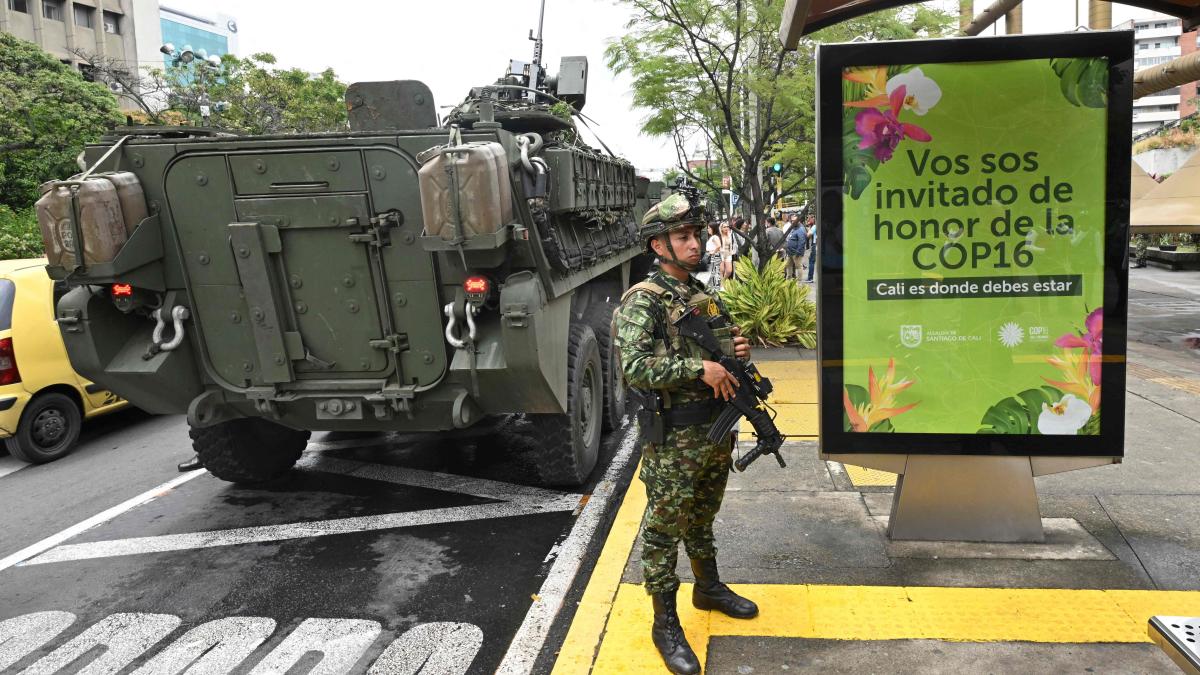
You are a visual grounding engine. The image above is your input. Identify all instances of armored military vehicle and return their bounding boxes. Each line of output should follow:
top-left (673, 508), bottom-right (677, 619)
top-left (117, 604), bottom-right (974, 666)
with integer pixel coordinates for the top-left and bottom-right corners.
top-left (39, 52), bottom-right (653, 486)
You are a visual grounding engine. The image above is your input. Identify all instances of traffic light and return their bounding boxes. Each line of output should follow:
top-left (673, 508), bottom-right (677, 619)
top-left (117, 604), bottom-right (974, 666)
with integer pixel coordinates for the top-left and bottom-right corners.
top-left (772, 162), bottom-right (782, 173)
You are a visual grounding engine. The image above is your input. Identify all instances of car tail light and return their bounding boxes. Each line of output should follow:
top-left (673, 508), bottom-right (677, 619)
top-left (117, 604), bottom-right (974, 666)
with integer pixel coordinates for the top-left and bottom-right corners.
top-left (463, 275), bottom-right (490, 304)
top-left (111, 283), bottom-right (133, 297)
top-left (0, 337), bottom-right (20, 386)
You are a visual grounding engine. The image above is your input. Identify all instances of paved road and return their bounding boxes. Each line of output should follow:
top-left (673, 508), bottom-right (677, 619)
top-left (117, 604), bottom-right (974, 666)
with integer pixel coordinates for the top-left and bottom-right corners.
top-left (1128, 266), bottom-right (1200, 355)
top-left (0, 414), bottom-right (638, 674)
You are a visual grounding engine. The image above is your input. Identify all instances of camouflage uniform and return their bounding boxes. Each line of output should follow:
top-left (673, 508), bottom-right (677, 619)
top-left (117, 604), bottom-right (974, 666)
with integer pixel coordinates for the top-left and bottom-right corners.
top-left (614, 269), bottom-right (735, 595)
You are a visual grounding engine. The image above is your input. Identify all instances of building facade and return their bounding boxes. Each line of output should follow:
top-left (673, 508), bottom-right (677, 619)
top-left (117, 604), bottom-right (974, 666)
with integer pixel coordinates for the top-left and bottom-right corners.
top-left (152, 3), bottom-right (237, 69)
top-left (0, 0), bottom-right (155, 71)
top-left (1118, 11), bottom-right (1199, 135)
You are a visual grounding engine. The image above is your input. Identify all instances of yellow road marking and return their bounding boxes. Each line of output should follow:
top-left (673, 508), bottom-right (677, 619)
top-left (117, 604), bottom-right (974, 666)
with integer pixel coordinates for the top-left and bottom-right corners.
top-left (552, 462), bottom-right (648, 674)
top-left (1129, 362), bottom-right (1200, 396)
top-left (589, 582), bottom-right (1200, 671)
top-left (844, 464), bottom-right (898, 487)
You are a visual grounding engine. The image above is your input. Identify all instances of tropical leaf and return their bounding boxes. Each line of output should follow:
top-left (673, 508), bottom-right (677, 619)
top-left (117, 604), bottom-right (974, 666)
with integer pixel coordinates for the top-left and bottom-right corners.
top-left (976, 386), bottom-right (1064, 434)
top-left (1049, 58), bottom-right (1107, 109)
top-left (1078, 412), bottom-right (1100, 436)
top-left (720, 256), bottom-right (816, 348)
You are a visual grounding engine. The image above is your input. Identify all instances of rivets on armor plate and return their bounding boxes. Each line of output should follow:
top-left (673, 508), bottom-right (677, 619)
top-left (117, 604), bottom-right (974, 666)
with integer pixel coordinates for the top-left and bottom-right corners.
top-left (274, 354), bottom-right (285, 365)
top-left (289, 275), bottom-right (303, 289)
top-left (195, 174), bottom-right (208, 186)
top-left (421, 351), bottom-right (434, 364)
top-left (197, 253), bottom-right (210, 265)
top-left (229, 311), bottom-right (241, 323)
top-left (393, 293), bottom-right (407, 307)
top-left (132, 155), bottom-right (144, 168)
top-left (253, 159), bottom-right (266, 174)
top-left (242, 361), bottom-right (254, 372)
top-left (236, 246), bottom-right (250, 258)
top-left (342, 275), bottom-right (355, 288)
top-left (402, 232), bottom-right (415, 245)
top-left (327, 157), bottom-right (340, 171)
top-left (371, 165), bottom-right (386, 180)
top-left (294, 302), bottom-right (307, 314)
top-left (346, 300), bottom-right (359, 313)
top-left (360, 358), bottom-right (370, 370)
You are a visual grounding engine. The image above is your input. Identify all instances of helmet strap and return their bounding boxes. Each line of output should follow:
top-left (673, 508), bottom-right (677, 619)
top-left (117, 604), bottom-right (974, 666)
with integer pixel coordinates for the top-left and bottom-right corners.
top-left (659, 233), bottom-right (700, 273)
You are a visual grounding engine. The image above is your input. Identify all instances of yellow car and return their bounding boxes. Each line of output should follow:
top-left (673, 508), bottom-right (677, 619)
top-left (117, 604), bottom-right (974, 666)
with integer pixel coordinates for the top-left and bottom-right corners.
top-left (0, 258), bottom-right (127, 463)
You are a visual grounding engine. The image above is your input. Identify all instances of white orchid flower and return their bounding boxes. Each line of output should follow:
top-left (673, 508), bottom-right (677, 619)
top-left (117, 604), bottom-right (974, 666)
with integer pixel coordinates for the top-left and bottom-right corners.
top-left (886, 68), bottom-right (942, 115)
top-left (1037, 394), bottom-right (1093, 435)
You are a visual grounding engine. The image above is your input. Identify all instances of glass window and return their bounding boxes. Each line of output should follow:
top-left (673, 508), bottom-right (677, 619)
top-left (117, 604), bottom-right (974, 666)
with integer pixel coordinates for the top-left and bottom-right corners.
top-left (73, 4), bottom-right (94, 28)
top-left (102, 10), bottom-right (120, 34)
top-left (1139, 43), bottom-right (1149, 50)
top-left (6, 0), bottom-right (28, 13)
top-left (0, 280), bottom-right (14, 332)
top-left (42, 0), bottom-right (63, 21)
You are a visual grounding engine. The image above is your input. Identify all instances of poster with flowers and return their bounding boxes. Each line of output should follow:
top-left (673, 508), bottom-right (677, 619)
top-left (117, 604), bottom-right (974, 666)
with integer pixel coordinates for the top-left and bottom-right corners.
top-left (827, 41), bottom-right (1127, 446)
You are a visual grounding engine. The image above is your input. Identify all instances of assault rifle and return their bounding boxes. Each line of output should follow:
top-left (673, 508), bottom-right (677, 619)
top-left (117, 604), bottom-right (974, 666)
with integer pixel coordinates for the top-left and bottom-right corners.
top-left (673, 309), bottom-right (786, 472)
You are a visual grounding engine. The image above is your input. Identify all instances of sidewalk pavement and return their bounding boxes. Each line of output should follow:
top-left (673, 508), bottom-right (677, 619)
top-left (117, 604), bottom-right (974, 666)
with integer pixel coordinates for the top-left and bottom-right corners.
top-left (552, 336), bottom-right (1200, 673)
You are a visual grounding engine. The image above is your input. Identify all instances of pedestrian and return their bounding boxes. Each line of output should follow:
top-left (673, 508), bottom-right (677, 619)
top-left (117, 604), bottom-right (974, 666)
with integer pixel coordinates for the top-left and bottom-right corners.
top-left (719, 221), bottom-right (736, 280)
top-left (805, 216), bottom-right (818, 283)
top-left (613, 193), bottom-right (758, 674)
top-left (785, 217), bottom-right (808, 280)
top-left (705, 222), bottom-right (723, 290)
top-left (764, 217), bottom-right (785, 263)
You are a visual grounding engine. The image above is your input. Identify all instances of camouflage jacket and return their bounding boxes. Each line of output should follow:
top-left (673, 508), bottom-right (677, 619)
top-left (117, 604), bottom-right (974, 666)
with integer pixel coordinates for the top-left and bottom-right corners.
top-left (613, 270), bottom-right (734, 408)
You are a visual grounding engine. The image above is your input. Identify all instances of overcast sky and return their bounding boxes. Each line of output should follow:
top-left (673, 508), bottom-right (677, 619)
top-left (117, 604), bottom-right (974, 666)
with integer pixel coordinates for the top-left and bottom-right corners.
top-left (163, 0), bottom-right (1172, 174)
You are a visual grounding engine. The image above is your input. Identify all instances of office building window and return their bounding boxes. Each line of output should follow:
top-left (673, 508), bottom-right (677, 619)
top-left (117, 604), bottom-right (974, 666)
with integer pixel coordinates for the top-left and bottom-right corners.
top-left (1139, 43), bottom-right (1149, 50)
top-left (6, 0), bottom-right (28, 13)
top-left (103, 11), bottom-right (120, 34)
top-left (42, 0), bottom-right (64, 21)
top-left (78, 63), bottom-right (96, 82)
top-left (73, 4), bottom-right (94, 28)
top-left (1154, 22), bottom-right (1169, 29)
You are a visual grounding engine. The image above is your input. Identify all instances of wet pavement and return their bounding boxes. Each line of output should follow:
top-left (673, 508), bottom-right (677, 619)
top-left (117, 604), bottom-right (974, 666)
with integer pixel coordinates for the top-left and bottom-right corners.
top-left (0, 416), bottom-right (638, 674)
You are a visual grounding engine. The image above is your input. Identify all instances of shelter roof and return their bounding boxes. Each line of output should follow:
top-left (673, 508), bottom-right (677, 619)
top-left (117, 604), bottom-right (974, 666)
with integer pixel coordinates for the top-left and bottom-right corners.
top-left (1130, 148), bottom-right (1200, 228)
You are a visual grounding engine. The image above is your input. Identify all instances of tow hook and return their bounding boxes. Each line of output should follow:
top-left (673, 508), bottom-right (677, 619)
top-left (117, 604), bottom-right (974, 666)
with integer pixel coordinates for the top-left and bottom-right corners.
top-left (144, 306), bottom-right (190, 359)
top-left (443, 301), bottom-right (478, 350)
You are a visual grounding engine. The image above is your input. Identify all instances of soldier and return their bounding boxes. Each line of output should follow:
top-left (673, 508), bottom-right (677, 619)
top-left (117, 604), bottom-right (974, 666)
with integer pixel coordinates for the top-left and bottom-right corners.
top-left (613, 192), bottom-right (757, 674)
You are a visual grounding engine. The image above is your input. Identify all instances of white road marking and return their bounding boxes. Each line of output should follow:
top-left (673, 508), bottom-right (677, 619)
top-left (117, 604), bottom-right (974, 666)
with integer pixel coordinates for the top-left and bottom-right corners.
top-left (22, 496), bottom-right (582, 565)
top-left (0, 612), bottom-right (76, 672)
top-left (19, 612), bottom-right (180, 675)
top-left (129, 616), bottom-right (276, 675)
top-left (249, 618), bottom-right (381, 675)
top-left (367, 622), bottom-right (482, 675)
top-left (297, 453), bottom-right (570, 503)
top-left (495, 427), bottom-right (639, 674)
top-left (0, 455), bottom-right (28, 480)
top-left (0, 470), bottom-right (208, 572)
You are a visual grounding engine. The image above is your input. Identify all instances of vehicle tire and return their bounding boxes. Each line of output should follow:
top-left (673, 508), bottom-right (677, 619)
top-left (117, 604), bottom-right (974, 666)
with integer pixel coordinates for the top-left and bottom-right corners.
top-left (584, 299), bottom-right (627, 432)
top-left (5, 392), bottom-right (82, 464)
top-left (190, 417), bottom-right (310, 484)
top-left (528, 323), bottom-right (603, 486)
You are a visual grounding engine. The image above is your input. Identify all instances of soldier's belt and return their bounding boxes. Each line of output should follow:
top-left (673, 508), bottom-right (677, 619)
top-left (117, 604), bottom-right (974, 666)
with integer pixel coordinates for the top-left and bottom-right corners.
top-left (660, 400), bottom-right (721, 427)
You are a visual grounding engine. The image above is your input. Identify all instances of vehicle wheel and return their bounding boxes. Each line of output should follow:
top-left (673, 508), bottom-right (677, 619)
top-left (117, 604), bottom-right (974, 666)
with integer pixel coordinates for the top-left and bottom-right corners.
top-left (584, 299), bottom-right (627, 432)
top-left (5, 392), bottom-right (82, 464)
top-left (190, 417), bottom-right (311, 484)
top-left (528, 323), bottom-right (603, 486)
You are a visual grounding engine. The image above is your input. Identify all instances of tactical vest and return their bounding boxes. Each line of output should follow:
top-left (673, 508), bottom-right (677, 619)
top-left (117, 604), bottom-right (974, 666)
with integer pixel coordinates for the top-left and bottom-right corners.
top-left (617, 278), bottom-right (736, 392)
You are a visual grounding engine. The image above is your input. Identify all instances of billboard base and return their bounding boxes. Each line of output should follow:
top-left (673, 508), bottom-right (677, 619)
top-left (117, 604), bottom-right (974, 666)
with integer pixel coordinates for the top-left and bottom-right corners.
top-left (887, 454), bottom-right (1044, 543)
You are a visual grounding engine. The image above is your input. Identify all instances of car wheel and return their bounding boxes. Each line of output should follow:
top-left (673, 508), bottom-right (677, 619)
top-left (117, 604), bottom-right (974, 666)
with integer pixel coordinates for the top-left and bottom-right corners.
top-left (5, 392), bottom-right (83, 464)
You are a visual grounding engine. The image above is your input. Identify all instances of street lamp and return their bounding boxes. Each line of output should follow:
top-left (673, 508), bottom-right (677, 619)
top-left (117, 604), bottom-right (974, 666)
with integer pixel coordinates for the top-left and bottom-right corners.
top-left (160, 43), bottom-right (225, 126)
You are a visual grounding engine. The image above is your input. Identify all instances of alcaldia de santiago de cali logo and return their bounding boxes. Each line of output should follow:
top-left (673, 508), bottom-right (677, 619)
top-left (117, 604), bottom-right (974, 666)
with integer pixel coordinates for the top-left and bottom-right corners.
top-left (900, 325), bottom-right (923, 348)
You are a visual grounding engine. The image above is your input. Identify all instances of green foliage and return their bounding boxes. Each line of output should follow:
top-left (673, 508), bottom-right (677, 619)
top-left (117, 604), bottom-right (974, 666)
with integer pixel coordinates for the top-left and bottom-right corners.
top-left (1050, 58), bottom-right (1107, 109)
top-left (0, 33), bottom-right (121, 211)
top-left (720, 256), bottom-right (815, 347)
top-left (0, 206), bottom-right (44, 260)
top-left (843, 384), bottom-right (895, 432)
top-left (976, 386), bottom-right (1064, 434)
top-left (156, 52), bottom-right (348, 134)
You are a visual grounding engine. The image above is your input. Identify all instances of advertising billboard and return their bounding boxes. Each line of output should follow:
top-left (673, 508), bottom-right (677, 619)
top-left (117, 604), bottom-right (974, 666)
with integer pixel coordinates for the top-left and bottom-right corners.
top-left (816, 32), bottom-right (1132, 457)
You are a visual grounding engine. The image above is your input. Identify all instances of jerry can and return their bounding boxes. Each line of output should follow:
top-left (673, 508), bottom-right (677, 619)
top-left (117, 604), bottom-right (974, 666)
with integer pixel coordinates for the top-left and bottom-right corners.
top-left (418, 142), bottom-right (513, 241)
top-left (35, 172), bottom-right (147, 269)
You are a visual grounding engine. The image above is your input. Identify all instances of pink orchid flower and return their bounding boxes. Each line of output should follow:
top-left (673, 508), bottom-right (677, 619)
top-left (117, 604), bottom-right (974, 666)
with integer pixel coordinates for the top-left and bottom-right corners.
top-left (1055, 308), bottom-right (1102, 385)
top-left (854, 85), bottom-right (932, 163)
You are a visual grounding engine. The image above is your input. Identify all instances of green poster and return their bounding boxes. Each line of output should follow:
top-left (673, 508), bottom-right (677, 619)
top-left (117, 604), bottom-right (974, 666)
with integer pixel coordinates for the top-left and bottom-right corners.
top-left (840, 57), bottom-right (1108, 437)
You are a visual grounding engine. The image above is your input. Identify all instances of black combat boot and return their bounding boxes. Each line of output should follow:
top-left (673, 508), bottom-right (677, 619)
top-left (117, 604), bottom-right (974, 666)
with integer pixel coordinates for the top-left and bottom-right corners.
top-left (651, 591), bottom-right (701, 674)
top-left (691, 558), bottom-right (758, 618)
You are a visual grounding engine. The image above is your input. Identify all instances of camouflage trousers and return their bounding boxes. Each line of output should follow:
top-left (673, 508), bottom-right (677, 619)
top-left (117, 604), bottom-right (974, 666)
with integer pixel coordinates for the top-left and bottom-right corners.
top-left (1134, 234), bottom-right (1148, 267)
top-left (639, 423), bottom-right (733, 594)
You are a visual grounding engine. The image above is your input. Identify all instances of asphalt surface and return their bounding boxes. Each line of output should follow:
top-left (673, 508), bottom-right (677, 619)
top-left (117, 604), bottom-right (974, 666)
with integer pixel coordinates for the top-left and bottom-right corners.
top-left (0, 412), bottom-right (639, 674)
top-left (1127, 265), bottom-right (1200, 355)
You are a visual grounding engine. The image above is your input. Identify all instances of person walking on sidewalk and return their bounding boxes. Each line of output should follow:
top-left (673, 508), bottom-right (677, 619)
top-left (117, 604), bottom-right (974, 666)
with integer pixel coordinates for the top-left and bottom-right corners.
top-left (613, 192), bottom-right (758, 674)
top-left (805, 215), bottom-right (818, 283)
top-left (785, 216), bottom-right (808, 280)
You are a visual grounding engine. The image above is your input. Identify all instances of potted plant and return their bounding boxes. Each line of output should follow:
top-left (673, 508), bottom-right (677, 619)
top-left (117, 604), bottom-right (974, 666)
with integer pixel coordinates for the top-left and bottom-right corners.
top-left (1158, 233), bottom-right (1178, 252)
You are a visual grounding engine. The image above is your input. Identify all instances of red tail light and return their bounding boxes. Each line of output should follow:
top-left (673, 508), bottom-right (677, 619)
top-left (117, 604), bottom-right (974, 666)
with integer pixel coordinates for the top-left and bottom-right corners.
top-left (463, 276), bottom-right (490, 295)
top-left (0, 337), bottom-right (19, 386)
top-left (111, 283), bottom-right (133, 297)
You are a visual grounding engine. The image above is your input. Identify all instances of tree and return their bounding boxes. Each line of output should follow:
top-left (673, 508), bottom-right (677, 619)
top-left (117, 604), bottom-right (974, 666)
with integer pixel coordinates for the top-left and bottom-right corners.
top-left (73, 50), bottom-right (349, 135)
top-left (608, 0), bottom-right (953, 265)
top-left (0, 34), bottom-right (121, 210)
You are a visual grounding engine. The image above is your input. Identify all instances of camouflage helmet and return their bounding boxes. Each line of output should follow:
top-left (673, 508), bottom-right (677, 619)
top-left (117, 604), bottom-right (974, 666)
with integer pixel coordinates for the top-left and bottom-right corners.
top-left (640, 192), bottom-right (705, 247)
